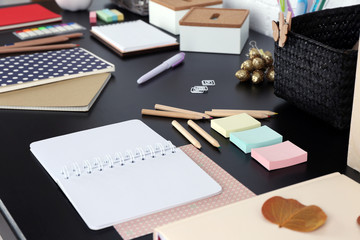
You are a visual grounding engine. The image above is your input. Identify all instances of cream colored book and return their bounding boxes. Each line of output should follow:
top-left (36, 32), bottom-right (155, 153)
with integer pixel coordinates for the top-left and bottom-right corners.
top-left (154, 172), bottom-right (360, 240)
top-left (0, 73), bottom-right (111, 112)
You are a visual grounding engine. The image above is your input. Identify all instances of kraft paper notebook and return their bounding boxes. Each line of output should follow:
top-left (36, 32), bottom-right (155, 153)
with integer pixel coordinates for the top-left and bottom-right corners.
top-left (30, 120), bottom-right (222, 230)
top-left (90, 20), bottom-right (179, 57)
top-left (154, 172), bottom-right (360, 240)
top-left (0, 48), bottom-right (114, 93)
top-left (0, 73), bottom-right (111, 112)
top-left (114, 144), bottom-right (256, 240)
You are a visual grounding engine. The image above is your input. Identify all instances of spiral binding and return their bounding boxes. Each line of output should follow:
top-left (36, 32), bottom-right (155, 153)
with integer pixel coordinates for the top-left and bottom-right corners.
top-left (61, 141), bottom-right (176, 179)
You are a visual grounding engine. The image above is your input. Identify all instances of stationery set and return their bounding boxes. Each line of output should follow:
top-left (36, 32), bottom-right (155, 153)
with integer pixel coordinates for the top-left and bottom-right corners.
top-left (1, 1), bottom-right (359, 240)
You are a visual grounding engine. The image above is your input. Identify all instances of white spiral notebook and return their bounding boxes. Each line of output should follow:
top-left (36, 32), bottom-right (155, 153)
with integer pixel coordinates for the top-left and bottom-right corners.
top-left (30, 120), bottom-right (222, 230)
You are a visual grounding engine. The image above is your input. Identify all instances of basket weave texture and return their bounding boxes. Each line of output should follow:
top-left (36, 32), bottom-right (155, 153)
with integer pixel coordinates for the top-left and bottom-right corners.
top-left (274, 5), bottom-right (360, 129)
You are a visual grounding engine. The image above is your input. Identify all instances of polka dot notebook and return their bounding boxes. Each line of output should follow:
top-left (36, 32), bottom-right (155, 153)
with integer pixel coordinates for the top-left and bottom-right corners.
top-left (114, 144), bottom-right (256, 240)
top-left (0, 48), bottom-right (115, 93)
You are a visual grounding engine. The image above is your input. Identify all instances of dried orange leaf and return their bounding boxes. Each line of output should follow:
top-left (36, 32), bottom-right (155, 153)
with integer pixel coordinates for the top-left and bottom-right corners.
top-left (262, 196), bottom-right (327, 232)
top-left (357, 216), bottom-right (360, 225)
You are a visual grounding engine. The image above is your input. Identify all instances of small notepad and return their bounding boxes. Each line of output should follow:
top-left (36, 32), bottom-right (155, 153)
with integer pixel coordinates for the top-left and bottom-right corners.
top-left (230, 126), bottom-right (282, 153)
top-left (30, 120), bottom-right (221, 230)
top-left (90, 20), bottom-right (179, 56)
top-left (251, 140), bottom-right (307, 170)
top-left (211, 113), bottom-right (260, 138)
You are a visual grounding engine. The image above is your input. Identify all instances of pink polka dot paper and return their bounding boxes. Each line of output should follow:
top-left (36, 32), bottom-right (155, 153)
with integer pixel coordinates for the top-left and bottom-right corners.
top-left (114, 144), bottom-right (256, 240)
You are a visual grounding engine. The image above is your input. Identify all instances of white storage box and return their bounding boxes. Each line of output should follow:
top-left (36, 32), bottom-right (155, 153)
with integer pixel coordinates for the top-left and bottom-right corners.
top-left (149, 0), bottom-right (222, 35)
top-left (179, 8), bottom-right (249, 54)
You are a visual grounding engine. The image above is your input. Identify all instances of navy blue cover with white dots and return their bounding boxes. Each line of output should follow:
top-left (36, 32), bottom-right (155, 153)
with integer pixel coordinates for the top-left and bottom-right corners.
top-left (0, 48), bottom-right (114, 93)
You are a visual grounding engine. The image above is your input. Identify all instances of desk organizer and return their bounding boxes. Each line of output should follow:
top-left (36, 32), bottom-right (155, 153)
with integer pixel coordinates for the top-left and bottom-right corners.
top-left (274, 5), bottom-right (360, 129)
top-left (179, 8), bottom-right (249, 54)
top-left (149, 0), bottom-right (222, 35)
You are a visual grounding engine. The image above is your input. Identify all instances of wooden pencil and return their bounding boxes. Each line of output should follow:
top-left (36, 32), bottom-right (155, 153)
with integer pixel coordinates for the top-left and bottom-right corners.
top-left (0, 33), bottom-right (83, 49)
top-left (205, 111), bottom-right (269, 119)
top-left (141, 109), bottom-right (204, 120)
top-left (172, 120), bottom-right (202, 149)
top-left (187, 120), bottom-right (220, 148)
top-left (0, 43), bottom-right (79, 54)
top-left (155, 104), bottom-right (212, 119)
top-left (211, 109), bottom-right (277, 116)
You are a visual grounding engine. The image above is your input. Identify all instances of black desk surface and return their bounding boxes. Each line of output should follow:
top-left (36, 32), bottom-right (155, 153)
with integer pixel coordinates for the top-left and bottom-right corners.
top-left (0, 1), bottom-right (359, 240)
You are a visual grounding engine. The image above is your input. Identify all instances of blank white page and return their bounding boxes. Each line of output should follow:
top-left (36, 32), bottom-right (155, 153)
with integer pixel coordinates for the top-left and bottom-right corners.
top-left (30, 120), bottom-right (222, 230)
top-left (91, 20), bottom-right (177, 52)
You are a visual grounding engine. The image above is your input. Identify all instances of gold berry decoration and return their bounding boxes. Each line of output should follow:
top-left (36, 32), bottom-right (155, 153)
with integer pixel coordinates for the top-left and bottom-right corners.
top-left (235, 44), bottom-right (275, 84)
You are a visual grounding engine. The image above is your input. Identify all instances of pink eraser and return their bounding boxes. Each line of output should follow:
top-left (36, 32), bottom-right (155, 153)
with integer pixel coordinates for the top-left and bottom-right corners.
top-left (251, 140), bottom-right (307, 171)
top-left (89, 11), bottom-right (97, 25)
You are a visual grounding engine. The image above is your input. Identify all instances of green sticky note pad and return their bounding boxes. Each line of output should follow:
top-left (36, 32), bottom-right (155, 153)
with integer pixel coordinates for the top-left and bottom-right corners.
top-left (230, 126), bottom-right (283, 153)
top-left (96, 9), bottom-right (112, 23)
top-left (211, 113), bottom-right (261, 138)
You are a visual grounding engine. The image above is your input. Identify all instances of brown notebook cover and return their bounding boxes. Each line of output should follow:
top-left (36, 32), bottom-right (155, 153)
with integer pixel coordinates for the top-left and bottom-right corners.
top-left (0, 73), bottom-right (111, 112)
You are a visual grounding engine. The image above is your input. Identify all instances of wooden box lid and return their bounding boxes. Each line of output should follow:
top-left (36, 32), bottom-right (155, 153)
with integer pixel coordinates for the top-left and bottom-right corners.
top-left (150, 0), bottom-right (222, 11)
top-left (179, 8), bottom-right (249, 28)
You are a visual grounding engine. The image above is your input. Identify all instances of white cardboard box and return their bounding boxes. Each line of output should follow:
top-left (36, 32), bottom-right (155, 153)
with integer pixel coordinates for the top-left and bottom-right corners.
top-left (179, 8), bottom-right (249, 54)
top-left (149, 0), bottom-right (222, 35)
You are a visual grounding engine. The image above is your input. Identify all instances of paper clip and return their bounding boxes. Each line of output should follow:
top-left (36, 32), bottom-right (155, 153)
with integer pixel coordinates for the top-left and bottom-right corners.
top-left (190, 86), bottom-right (208, 93)
top-left (201, 80), bottom-right (215, 86)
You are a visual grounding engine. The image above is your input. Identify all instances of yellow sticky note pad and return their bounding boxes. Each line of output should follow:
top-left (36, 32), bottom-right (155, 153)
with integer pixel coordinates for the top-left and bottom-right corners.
top-left (111, 9), bottom-right (124, 22)
top-left (211, 113), bottom-right (261, 138)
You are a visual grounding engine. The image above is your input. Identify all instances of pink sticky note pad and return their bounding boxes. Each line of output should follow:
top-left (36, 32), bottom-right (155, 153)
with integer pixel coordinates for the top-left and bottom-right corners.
top-left (251, 140), bottom-right (307, 171)
top-left (89, 11), bottom-right (97, 25)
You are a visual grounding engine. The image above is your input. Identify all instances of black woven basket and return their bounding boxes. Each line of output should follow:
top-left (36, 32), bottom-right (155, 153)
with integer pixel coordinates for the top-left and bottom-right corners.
top-left (274, 5), bottom-right (360, 129)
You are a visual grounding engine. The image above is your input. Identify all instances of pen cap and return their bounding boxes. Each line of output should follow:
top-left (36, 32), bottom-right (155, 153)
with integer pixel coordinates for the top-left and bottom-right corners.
top-left (170, 52), bottom-right (185, 67)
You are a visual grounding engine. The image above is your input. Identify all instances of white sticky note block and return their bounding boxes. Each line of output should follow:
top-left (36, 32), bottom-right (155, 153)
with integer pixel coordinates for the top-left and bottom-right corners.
top-left (211, 113), bottom-right (260, 138)
top-left (251, 141), bottom-right (307, 171)
top-left (230, 126), bottom-right (283, 153)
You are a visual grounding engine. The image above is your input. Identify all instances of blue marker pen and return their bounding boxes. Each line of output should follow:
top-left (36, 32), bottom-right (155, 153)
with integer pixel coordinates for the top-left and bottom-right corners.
top-left (310, 0), bottom-right (320, 12)
top-left (295, 0), bottom-right (308, 16)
